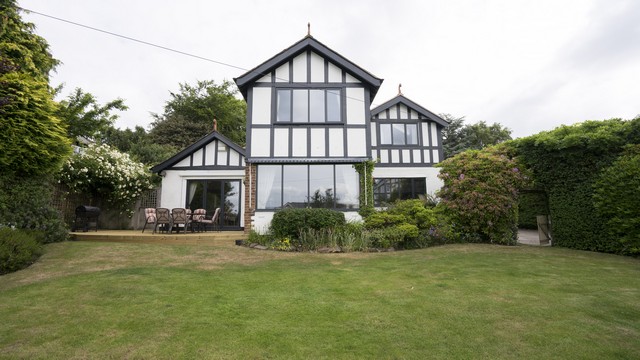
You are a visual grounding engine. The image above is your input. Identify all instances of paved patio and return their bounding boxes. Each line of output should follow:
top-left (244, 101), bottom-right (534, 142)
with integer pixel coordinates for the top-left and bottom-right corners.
top-left (518, 228), bottom-right (551, 246)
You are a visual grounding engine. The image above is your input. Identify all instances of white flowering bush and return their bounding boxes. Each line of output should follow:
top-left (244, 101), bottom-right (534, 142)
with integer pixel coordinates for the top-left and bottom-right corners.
top-left (59, 144), bottom-right (154, 216)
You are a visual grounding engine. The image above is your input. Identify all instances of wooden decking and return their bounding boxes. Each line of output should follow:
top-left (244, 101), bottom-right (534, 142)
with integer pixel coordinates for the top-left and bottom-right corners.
top-left (69, 230), bottom-right (248, 246)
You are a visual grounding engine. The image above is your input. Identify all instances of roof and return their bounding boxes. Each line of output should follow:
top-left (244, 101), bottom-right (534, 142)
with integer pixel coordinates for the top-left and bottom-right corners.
top-left (370, 94), bottom-right (449, 127)
top-left (234, 35), bottom-right (383, 99)
top-left (151, 131), bottom-right (245, 173)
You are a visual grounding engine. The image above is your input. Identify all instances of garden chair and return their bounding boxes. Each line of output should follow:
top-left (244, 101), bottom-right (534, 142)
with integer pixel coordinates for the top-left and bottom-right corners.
top-left (141, 208), bottom-right (156, 233)
top-left (191, 208), bottom-right (207, 232)
top-left (171, 208), bottom-right (188, 234)
top-left (199, 208), bottom-right (220, 232)
top-left (153, 208), bottom-right (171, 234)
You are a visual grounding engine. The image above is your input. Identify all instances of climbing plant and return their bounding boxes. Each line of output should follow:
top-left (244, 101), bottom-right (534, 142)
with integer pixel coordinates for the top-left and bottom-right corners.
top-left (353, 160), bottom-right (376, 217)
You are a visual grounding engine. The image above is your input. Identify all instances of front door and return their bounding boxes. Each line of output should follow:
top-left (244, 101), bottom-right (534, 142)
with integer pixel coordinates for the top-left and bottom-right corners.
top-left (186, 179), bottom-right (242, 230)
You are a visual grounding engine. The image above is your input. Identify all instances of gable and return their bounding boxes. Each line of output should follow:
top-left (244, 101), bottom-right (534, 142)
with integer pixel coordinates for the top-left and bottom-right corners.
top-left (371, 95), bottom-right (449, 127)
top-left (234, 36), bottom-right (383, 99)
top-left (151, 131), bottom-right (246, 173)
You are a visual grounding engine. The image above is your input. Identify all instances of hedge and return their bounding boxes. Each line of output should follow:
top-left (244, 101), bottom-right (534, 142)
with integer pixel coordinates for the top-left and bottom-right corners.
top-left (518, 191), bottom-right (548, 230)
top-left (0, 228), bottom-right (43, 275)
top-left (270, 208), bottom-right (346, 239)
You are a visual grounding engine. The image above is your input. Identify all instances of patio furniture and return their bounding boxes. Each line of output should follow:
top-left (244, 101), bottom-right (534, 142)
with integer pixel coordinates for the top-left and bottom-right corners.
top-left (153, 208), bottom-right (171, 234)
top-left (73, 205), bottom-right (100, 232)
top-left (191, 208), bottom-right (207, 232)
top-left (171, 208), bottom-right (188, 234)
top-left (141, 208), bottom-right (156, 233)
top-left (198, 208), bottom-right (221, 232)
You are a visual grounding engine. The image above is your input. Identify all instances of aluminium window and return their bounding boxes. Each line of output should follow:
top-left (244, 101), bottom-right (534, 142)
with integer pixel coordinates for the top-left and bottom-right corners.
top-left (373, 177), bottom-right (426, 206)
top-left (379, 123), bottom-right (419, 145)
top-left (276, 89), bottom-right (341, 123)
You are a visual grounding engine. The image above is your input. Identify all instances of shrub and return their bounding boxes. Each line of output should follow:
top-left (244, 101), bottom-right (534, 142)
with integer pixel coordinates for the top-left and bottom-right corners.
top-left (270, 208), bottom-right (346, 239)
top-left (386, 199), bottom-right (437, 229)
top-left (0, 175), bottom-right (68, 243)
top-left (0, 228), bottom-right (43, 275)
top-left (364, 212), bottom-right (407, 229)
top-left (512, 117), bottom-right (640, 254)
top-left (58, 143), bottom-right (154, 216)
top-left (593, 145), bottom-right (640, 255)
top-left (436, 146), bottom-right (529, 245)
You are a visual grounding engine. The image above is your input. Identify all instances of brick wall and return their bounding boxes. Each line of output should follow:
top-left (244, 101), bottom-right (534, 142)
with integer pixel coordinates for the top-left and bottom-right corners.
top-left (243, 163), bottom-right (256, 234)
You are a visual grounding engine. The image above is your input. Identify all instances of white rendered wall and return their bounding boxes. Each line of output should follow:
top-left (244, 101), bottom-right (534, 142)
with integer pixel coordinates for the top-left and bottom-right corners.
top-left (251, 88), bottom-right (271, 125)
top-left (372, 167), bottom-right (444, 196)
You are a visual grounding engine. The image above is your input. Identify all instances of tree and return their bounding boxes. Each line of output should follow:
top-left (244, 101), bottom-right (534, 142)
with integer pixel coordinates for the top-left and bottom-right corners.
top-left (57, 87), bottom-right (127, 141)
top-left (440, 114), bottom-right (512, 159)
top-left (149, 79), bottom-right (246, 149)
top-left (0, 1), bottom-right (71, 177)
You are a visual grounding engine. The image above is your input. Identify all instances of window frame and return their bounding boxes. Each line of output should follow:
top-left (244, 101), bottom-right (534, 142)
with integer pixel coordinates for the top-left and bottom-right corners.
top-left (373, 177), bottom-right (426, 206)
top-left (275, 88), bottom-right (343, 124)
top-left (379, 122), bottom-right (420, 146)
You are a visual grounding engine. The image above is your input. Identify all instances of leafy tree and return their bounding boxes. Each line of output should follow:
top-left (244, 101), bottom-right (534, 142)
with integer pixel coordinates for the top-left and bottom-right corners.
top-left (0, 1), bottom-right (71, 177)
top-left (436, 145), bottom-right (529, 245)
top-left (149, 80), bottom-right (246, 149)
top-left (57, 87), bottom-right (127, 141)
top-left (102, 125), bottom-right (177, 166)
top-left (440, 114), bottom-right (512, 159)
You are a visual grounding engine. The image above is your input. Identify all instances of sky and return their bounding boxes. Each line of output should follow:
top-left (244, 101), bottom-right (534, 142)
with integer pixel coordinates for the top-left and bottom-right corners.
top-left (18, 0), bottom-right (640, 139)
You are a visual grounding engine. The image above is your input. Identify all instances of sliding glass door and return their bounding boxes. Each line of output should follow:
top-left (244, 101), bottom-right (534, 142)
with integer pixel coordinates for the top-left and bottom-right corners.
top-left (186, 179), bottom-right (241, 230)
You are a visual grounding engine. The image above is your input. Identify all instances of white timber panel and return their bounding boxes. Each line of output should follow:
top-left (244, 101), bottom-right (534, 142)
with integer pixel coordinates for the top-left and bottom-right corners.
top-left (432, 150), bottom-right (440, 164)
top-left (378, 110), bottom-right (387, 120)
top-left (292, 53), bottom-right (307, 82)
top-left (370, 123), bottom-right (377, 146)
top-left (412, 149), bottom-right (422, 163)
top-left (399, 104), bottom-right (409, 119)
top-left (292, 128), bottom-right (307, 157)
top-left (389, 105), bottom-right (398, 119)
top-left (391, 149), bottom-right (400, 163)
top-left (345, 73), bottom-right (358, 83)
top-left (275, 62), bottom-right (289, 82)
top-left (410, 109), bottom-right (418, 119)
top-left (310, 128), bottom-right (326, 156)
top-left (328, 128), bottom-right (344, 157)
top-left (205, 142), bottom-right (215, 166)
top-left (217, 144), bottom-right (228, 166)
top-left (430, 123), bottom-right (439, 146)
top-left (252, 87), bottom-right (271, 124)
top-left (176, 157), bottom-right (190, 167)
top-left (423, 149), bottom-right (431, 163)
top-left (310, 52), bottom-right (324, 82)
top-left (257, 74), bottom-right (271, 83)
top-left (347, 128), bottom-right (367, 157)
top-left (328, 62), bottom-right (342, 82)
top-left (273, 128), bottom-right (289, 157)
top-left (421, 122), bottom-right (430, 146)
top-left (192, 149), bottom-right (203, 166)
top-left (251, 128), bottom-right (271, 157)
top-left (229, 150), bottom-right (240, 166)
top-left (380, 150), bottom-right (389, 163)
top-left (346, 88), bottom-right (365, 124)
top-left (402, 149), bottom-right (411, 163)
top-left (371, 149), bottom-right (377, 161)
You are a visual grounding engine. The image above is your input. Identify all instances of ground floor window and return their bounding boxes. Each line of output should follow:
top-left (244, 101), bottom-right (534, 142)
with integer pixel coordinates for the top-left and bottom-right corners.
top-left (186, 179), bottom-right (241, 228)
top-left (257, 164), bottom-right (359, 210)
top-left (373, 177), bottom-right (426, 206)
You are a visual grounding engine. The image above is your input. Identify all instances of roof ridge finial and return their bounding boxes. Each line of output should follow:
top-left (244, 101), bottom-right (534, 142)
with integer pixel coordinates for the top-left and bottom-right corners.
top-left (398, 83), bottom-right (402, 96)
top-left (307, 22), bottom-right (311, 37)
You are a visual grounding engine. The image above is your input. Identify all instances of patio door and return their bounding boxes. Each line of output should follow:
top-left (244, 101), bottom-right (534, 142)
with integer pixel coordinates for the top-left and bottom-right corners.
top-left (186, 179), bottom-right (242, 230)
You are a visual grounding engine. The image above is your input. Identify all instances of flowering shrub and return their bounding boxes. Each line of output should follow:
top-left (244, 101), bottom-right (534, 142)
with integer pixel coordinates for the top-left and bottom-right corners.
top-left (436, 146), bottom-right (529, 245)
top-left (59, 144), bottom-right (154, 216)
top-left (270, 237), bottom-right (292, 251)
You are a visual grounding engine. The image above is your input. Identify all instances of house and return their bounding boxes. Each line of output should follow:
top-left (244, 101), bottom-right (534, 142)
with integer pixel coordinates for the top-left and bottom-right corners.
top-left (152, 34), bottom-right (447, 233)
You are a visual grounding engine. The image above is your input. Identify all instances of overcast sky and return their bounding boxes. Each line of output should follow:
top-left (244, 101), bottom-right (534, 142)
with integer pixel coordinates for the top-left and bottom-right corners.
top-left (18, 0), bottom-right (640, 138)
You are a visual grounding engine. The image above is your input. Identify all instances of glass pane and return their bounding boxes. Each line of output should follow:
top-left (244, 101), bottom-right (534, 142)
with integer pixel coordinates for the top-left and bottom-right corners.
top-left (380, 124), bottom-right (392, 145)
top-left (283, 165), bottom-right (308, 208)
top-left (406, 124), bottom-right (418, 145)
top-left (326, 89), bottom-right (341, 122)
top-left (186, 181), bottom-right (204, 210)
top-left (393, 124), bottom-right (405, 145)
top-left (309, 90), bottom-right (325, 123)
top-left (414, 178), bottom-right (426, 198)
top-left (257, 165), bottom-right (282, 209)
top-left (335, 165), bottom-right (359, 209)
top-left (292, 90), bottom-right (308, 123)
top-left (309, 165), bottom-right (334, 208)
top-left (206, 181), bottom-right (222, 215)
top-left (222, 181), bottom-right (240, 227)
top-left (277, 90), bottom-right (291, 122)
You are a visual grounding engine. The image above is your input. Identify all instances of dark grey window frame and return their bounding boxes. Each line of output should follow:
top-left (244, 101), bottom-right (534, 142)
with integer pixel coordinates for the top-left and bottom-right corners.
top-left (275, 88), bottom-right (343, 124)
top-left (379, 122), bottom-right (420, 146)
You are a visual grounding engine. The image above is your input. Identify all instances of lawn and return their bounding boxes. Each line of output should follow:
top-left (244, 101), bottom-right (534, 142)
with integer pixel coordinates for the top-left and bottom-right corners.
top-left (1, 242), bottom-right (639, 359)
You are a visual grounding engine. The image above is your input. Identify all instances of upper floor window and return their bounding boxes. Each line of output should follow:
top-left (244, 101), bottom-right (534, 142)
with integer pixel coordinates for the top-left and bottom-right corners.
top-left (277, 89), bottom-right (341, 123)
top-left (380, 123), bottom-right (418, 145)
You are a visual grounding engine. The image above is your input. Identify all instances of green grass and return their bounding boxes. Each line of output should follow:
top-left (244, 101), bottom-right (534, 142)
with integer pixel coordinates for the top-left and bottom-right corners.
top-left (1, 242), bottom-right (639, 359)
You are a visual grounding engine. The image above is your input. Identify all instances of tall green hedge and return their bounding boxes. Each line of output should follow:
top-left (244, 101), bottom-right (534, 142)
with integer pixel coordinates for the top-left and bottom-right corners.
top-left (511, 118), bottom-right (640, 254)
top-left (518, 191), bottom-right (548, 229)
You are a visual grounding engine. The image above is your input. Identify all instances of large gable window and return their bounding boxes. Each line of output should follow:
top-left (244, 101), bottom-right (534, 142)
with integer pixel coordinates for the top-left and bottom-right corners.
top-left (277, 89), bottom-right (341, 123)
top-left (373, 177), bottom-right (426, 206)
top-left (380, 123), bottom-right (419, 145)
